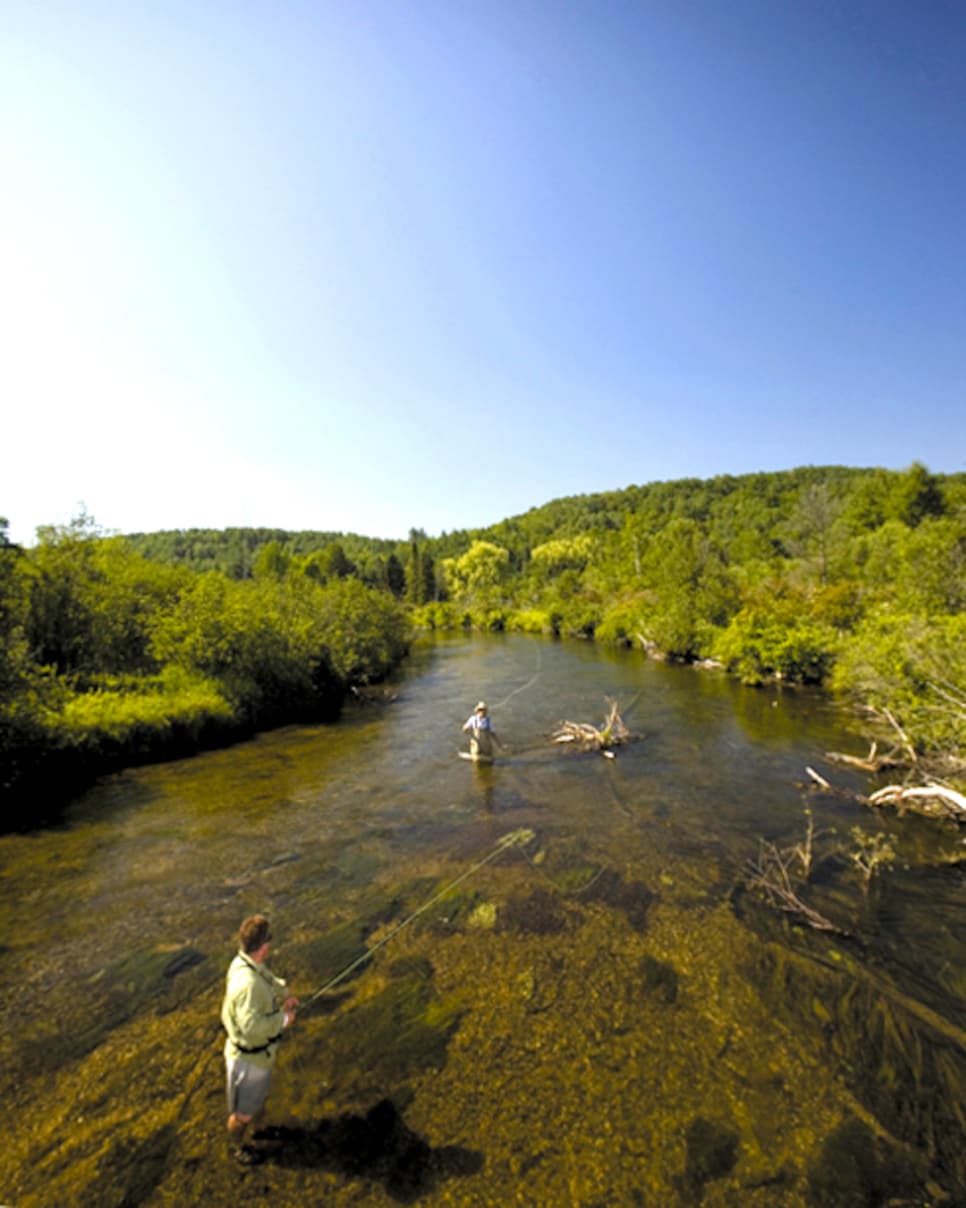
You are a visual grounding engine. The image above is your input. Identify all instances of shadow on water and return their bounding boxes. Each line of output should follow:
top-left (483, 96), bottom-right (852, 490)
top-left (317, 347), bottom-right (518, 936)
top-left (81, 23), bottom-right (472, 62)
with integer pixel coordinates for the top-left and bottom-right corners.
top-left (256, 1099), bottom-right (484, 1202)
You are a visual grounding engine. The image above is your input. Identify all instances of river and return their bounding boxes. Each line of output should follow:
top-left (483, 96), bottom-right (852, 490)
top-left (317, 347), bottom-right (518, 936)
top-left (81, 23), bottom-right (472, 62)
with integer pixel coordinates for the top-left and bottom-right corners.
top-left (2, 633), bottom-right (964, 1206)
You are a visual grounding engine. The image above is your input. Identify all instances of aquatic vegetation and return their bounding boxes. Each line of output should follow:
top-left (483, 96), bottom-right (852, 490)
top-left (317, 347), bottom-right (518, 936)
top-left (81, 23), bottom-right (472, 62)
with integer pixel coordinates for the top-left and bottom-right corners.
top-left (847, 827), bottom-right (897, 893)
top-left (639, 953), bottom-right (679, 1004)
top-left (292, 920), bottom-right (380, 990)
top-left (466, 900), bottom-right (497, 929)
top-left (676, 1115), bottom-right (739, 1202)
top-left (752, 941), bottom-right (966, 1194)
top-left (806, 1117), bottom-right (921, 1206)
top-left (579, 868), bottom-right (655, 932)
top-left (498, 886), bottom-right (571, 935)
top-left (324, 970), bottom-right (462, 1097)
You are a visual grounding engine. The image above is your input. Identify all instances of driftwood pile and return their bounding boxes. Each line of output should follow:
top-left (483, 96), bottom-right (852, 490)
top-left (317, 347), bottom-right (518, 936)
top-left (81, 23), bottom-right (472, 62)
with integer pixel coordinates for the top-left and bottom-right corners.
top-left (552, 698), bottom-right (630, 757)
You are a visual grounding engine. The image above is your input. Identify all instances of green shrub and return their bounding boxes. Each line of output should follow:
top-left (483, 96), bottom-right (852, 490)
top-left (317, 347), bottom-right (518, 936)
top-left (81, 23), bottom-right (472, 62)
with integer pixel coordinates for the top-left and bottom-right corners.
top-left (314, 577), bottom-right (410, 684)
top-left (715, 607), bottom-right (838, 684)
top-left (507, 608), bottom-right (556, 635)
top-left (411, 602), bottom-right (458, 631)
top-left (831, 611), bottom-right (966, 754)
top-left (596, 602), bottom-right (645, 646)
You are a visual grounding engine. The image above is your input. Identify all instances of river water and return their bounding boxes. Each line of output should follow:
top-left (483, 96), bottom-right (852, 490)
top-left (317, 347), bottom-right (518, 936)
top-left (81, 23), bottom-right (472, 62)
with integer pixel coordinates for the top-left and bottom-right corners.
top-left (2, 633), bottom-right (964, 1206)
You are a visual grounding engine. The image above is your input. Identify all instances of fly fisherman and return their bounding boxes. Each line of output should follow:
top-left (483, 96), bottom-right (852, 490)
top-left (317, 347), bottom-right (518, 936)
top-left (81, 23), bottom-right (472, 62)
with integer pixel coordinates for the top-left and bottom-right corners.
top-left (221, 914), bottom-right (299, 1165)
top-left (462, 700), bottom-right (501, 760)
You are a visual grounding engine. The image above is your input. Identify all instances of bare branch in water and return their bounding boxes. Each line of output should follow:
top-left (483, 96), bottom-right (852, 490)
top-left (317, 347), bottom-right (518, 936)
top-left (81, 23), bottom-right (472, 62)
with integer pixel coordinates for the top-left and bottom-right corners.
top-left (552, 698), bottom-right (631, 751)
top-left (745, 838), bottom-right (846, 935)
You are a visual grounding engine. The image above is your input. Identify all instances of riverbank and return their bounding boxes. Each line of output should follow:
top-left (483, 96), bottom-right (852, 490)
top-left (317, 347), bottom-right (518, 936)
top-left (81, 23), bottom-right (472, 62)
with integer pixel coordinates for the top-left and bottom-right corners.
top-left (1, 676), bottom-right (335, 828)
top-left (0, 544), bottom-right (412, 826)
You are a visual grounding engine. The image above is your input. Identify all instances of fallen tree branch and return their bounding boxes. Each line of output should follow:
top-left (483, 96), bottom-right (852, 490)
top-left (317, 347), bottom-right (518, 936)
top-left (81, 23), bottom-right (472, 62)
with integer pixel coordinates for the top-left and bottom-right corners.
top-left (824, 740), bottom-right (906, 773)
top-left (806, 765), bottom-right (966, 822)
top-left (868, 782), bottom-right (966, 819)
top-left (878, 706), bottom-right (919, 765)
top-left (804, 766), bottom-right (870, 805)
top-left (805, 765), bottom-right (831, 790)
top-left (745, 839), bottom-right (847, 935)
top-left (552, 698), bottom-right (631, 751)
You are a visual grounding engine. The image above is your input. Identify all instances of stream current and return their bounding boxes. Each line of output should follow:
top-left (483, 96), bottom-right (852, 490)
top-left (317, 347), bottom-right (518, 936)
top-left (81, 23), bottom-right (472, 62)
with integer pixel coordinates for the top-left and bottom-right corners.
top-left (2, 633), bottom-right (964, 1206)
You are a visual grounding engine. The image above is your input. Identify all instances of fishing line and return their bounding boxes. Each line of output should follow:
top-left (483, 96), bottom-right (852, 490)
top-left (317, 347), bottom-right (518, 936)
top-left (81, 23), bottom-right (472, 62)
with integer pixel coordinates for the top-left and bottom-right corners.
top-left (511, 839), bottom-right (610, 897)
top-left (490, 641), bottom-right (543, 711)
top-left (297, 827), bottom-right (535, 1013)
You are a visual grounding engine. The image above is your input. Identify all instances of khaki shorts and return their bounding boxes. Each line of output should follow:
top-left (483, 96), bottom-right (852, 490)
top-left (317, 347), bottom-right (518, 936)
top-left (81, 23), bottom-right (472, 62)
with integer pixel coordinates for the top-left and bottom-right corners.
top-left (225, 1056), bottom-right (273, 1118)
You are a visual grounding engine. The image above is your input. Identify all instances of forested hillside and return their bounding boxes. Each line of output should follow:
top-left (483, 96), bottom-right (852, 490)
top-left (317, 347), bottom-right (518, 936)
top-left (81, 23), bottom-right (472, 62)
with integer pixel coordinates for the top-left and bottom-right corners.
top-left (3, 463), bottom-right (964, 814)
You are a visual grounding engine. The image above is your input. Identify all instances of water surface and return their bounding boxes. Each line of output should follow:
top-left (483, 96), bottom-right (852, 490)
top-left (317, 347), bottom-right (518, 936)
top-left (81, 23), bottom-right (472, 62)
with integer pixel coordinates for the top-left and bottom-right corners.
top-left (2, 634), bottom-right (963, 1205)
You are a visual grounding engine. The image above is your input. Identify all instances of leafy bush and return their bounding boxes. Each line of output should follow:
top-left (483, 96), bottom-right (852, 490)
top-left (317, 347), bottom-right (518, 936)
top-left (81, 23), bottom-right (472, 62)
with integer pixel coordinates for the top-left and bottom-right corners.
top-left (556, 600), bottom-right (602, 639)
top-left (595, 601), bottom-right (646, 646)
top-left (411, 602), bottom-right (458, 630)
top-left (715, 606), bottom-right (838, 684)
top-left (830, 611), bottom-right (966, 753)
top-left (507, 608), bottom-right (557, 635)
top-left (312, 577), bottom-right (410, 683)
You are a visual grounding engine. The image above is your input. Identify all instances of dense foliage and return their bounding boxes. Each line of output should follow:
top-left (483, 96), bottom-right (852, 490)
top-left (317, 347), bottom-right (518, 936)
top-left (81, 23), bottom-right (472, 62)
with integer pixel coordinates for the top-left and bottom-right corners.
top-left (4, 463), bottom-right (964, 810)
top-left (0, 515), bottom-right (410, 812)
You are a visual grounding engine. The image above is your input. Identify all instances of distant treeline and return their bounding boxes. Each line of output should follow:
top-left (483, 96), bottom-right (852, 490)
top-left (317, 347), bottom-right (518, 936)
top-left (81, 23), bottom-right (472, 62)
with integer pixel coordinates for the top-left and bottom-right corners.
top-left (3, 463), bottom-right (964, 815)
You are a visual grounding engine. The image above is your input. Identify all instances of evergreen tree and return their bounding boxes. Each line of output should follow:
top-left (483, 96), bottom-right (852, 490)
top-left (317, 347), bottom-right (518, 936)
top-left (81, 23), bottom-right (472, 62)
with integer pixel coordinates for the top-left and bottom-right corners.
top-left (386, 553), bottom-right (407, 598)
top-left (419, 551), bottom-right (436, 603)
top-left (407, 540), bottom-right (422, 605)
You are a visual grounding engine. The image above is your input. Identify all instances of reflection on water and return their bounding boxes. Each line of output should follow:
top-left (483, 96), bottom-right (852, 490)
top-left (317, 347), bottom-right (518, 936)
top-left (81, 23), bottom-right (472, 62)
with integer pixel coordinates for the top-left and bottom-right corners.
top-left (1, 633), bottom-right (963, 1206)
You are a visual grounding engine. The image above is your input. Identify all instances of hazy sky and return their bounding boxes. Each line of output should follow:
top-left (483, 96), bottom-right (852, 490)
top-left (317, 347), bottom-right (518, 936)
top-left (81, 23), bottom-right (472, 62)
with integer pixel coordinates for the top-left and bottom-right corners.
top-left (3, 0), bottom-right (964, 545)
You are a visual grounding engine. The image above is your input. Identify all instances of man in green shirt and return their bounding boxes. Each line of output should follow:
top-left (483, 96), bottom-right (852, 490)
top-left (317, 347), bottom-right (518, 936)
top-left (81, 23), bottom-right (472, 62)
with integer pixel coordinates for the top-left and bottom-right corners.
top-left (221, 914), bottom-right (299, 1164)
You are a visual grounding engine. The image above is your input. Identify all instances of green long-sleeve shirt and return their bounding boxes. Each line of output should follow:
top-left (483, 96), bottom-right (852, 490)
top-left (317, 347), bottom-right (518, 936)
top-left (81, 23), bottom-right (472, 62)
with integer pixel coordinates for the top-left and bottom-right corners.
top-left (221, 951), bottom-right (288, 1069)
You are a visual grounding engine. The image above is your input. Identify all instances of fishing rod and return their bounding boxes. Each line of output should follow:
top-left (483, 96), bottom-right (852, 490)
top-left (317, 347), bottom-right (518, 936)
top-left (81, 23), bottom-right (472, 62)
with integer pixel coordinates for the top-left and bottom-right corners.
top-left (297, 827), bottom-right (535, 1014)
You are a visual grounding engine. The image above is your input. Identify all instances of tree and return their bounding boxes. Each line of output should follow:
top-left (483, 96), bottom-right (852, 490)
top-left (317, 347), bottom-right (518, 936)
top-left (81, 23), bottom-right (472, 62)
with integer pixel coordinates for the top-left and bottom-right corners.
top-left (445, 541), bottom-right (510, 602)
top-left (0, 521), bottom-right (33, 705)
top-left (386, 553), bottom-right (406, 598)
top-left (785, 482), bottom-right (842, 585)
top-left (27, 519), bottom-right (187, 677)
top-left (419, 550), bottom-right (437, 603)
top-left (890, 462), bottom-right (944, 528)
top-left (407, 539), bottom-right (422, 605)
top-left (320, 543), bottom-right (355, 581)
top-left (530, 535), bottom-right (594, 578)
top-left (253, 540), bottom-right (292, 581)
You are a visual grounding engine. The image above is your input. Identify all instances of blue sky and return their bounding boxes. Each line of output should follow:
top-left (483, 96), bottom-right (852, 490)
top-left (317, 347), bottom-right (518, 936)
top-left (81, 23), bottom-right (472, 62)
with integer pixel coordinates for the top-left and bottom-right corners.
top-left (3, 0), bottom-right (964, 545)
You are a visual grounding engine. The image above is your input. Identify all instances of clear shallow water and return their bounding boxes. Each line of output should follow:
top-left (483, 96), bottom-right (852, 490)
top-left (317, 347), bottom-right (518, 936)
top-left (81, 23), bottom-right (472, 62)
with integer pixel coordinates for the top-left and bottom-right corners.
top-left (2, 633), bottom-right (963, 1206)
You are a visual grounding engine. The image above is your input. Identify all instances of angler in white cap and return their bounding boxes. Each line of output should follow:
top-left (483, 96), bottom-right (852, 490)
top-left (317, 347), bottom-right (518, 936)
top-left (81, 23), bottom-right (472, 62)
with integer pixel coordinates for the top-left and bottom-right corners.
top-left (462, 701), bottom-right (501, 762)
